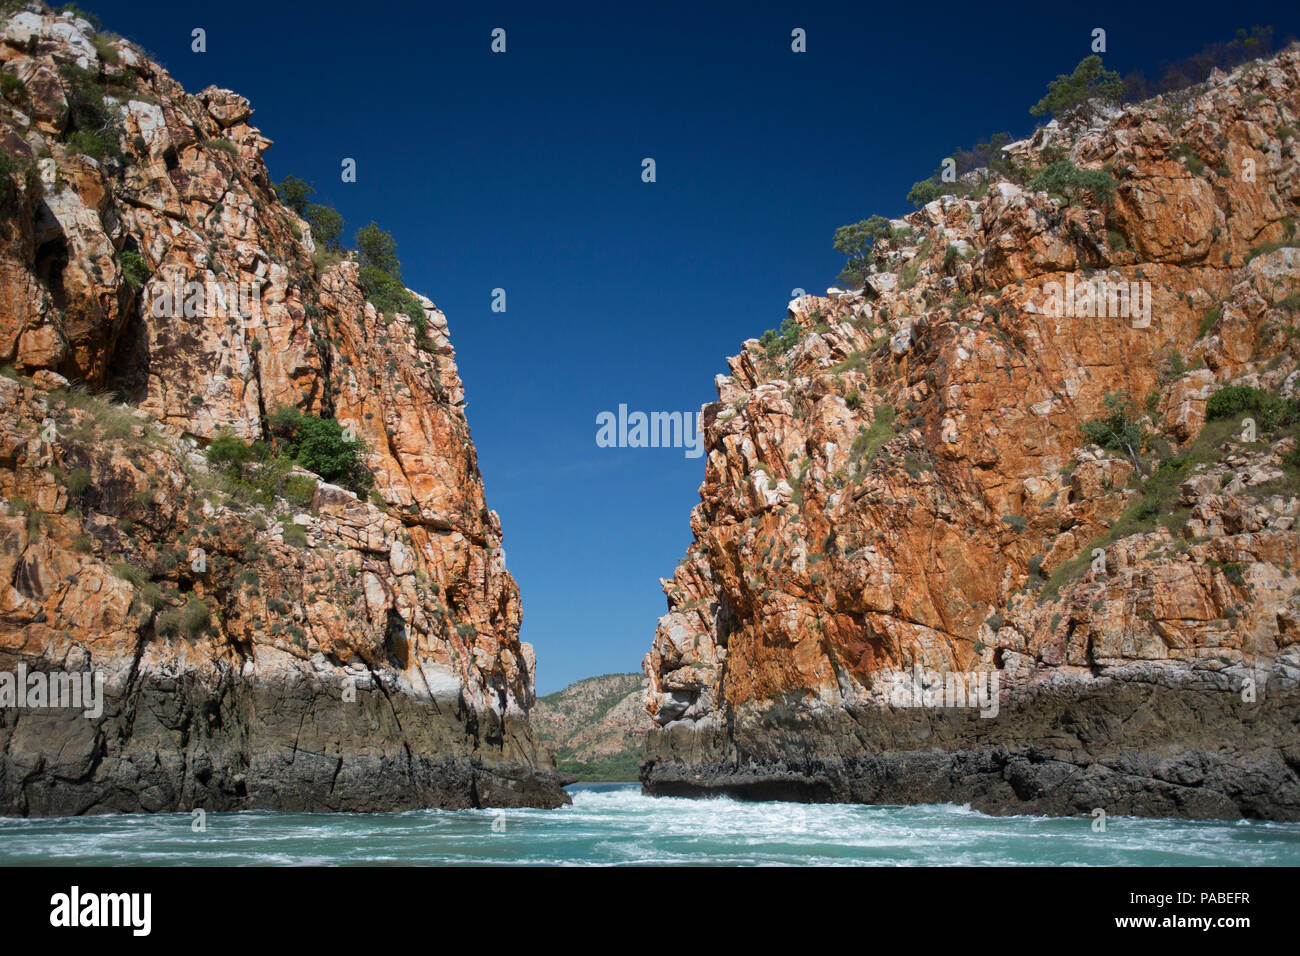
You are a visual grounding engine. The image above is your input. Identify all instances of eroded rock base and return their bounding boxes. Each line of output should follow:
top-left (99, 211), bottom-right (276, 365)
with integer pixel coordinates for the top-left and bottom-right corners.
top-left (641, 679), bottom-right (1300, 819)
top-left (0, 670), bottom-right (572, 816)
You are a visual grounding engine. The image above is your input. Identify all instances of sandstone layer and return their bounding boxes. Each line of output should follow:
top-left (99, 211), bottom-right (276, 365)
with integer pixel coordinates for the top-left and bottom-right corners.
top-left (643, 49), bottom-right (1300, 818)
top-left (0, 5), bottom-right (568, 814)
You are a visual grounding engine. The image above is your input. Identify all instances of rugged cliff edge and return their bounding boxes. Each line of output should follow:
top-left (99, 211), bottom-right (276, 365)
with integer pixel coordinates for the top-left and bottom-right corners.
top-left (643, 49), bottom-right (1300, 818)
top-left (0, 5), bottom-right (569, 814)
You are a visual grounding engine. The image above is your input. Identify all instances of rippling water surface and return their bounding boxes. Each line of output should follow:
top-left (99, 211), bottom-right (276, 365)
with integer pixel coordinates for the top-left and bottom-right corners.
top-left (2, 784), bottom-right (1298, 865)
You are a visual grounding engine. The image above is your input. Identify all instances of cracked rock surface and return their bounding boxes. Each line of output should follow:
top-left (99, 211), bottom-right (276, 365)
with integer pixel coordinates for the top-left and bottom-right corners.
top-left (643, 48), bottom-right (1300, 819)
top-left (0, 5), bottom-right (568, 814)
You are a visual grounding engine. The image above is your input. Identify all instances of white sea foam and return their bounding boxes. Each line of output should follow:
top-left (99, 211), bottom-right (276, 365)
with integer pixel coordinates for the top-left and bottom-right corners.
top-left (0, 784), bottom-right (1296, 866)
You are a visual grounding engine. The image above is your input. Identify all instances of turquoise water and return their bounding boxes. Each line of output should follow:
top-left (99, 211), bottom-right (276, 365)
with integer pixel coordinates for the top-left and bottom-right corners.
top-left (2, 784), bottom-right (1299, 865)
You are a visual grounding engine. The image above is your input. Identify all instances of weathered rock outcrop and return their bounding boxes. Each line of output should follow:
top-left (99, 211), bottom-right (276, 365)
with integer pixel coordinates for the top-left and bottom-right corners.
top-left (0, 4), bottom-right (569, 814)
top-left (643, 49), bottom-right (1300, 818)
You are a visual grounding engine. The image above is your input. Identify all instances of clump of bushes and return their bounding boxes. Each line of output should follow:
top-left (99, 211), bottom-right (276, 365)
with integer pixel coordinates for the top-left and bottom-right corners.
top-left (266, 406), bottom-right (370, 493)
top-left (0, 149), bottom-right (39, 211)
top-left (1079, 392), bottom-right (1143, 461)
top-left (206, 406), bottom-right (372, 502)
top-left (907, 132), bottom-right (1021, 208)
top-left (832, 215), bottom-right (892, 285)
top-left (355, 222), bottom-right (430, 346)
top-left (118, 249), bottom-right (149, 288)
top-left (281, 521), bottom-right (308, 548)
top-left (758, 316), bottom-right (804, 359)
top-left (1027, 161), bottom-right (1116, 207)
top-left (58, 63), bottom-right (122, 162)
top-left (1029, 55), bottom-right (1125, 120)
top-left (0, 72), bottom-right (27, 105)
top-left (64, 467), bottom-right (91, 499)
top-left (157, 597), bottom-right (211, 638)
top-left (1206, 385), bottom-right (1300, 431)
top-left (204, 138), bottom-right (238, 156)
top-left (849, 405), bottom-right (897, 474)
top-left (275, 175), bottom-right (343, 251)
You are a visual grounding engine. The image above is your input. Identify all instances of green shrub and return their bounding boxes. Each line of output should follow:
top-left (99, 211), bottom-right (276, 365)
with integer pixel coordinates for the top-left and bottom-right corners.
top-left (1079, 392), bottom-right (1142, 458)
top-left (758, 316), bottom-right (804, 359)
top-left (1246, 238), bottom-right (1300, 263)
top-left (267, 405), bottom-right (370, 494)
top-left (137, 582), bottom-right (164, 609)
top-left (355, 222), bottom-right (428, 343)
top-left (64, 467), bottom-right (91, 499)
top-left (66, 129), bottom-right (118, 161)
top-left (832, 215), bottom-right (891, 284)
top-left (305, 203), bottom-right (343, 250)
top-left (276, 175), bottom-right (314, 215)
top-left (110, 561), bottom-right (146, 586)
top-left (284, 474), bottom-right (317, 507)
top-left (282, 523), bottom-right (308, 548)
top-left (206, 430), bottom-right (256, 472)
top-left (849, 405), bottom-right (897, 473)
top-left (158, 597), bottom-right (210, 638)
top-left (273, 175), bottom-right (344, 250)
top-left (0, 149), bottom-right (37, 210)
top-left (1196, 306), bottom-right (1221, 339)
top-left (906, 177), bottom-right (947, 208)
top-left (207, 415), bottom-right (369, 502)
top-left (59, 64), bottom-right (120, 161)
top-left (1029, 55), bottom-right (1124, 119)
top-left (1206, 385), bottom-right (1300, 431)
top-left (204, 138), bottom-right (238, 156)
top-left (1027, 161), bottom-right (1116, 207)
top-left (1172, 143), bottom-right (1206, 176)
top-left (1212, 561), bottom-right (1246, 587)
top-left (118, 249), bottom-right (149, 288)
top-left (91, 32), bottom-right (119, 66)
top-left (0, 72), bottom-right (27, 104)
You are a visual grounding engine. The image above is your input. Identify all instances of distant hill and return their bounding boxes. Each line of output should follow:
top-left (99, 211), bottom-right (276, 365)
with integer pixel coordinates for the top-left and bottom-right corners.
top-left (533, 674), bottom-right (651, 781)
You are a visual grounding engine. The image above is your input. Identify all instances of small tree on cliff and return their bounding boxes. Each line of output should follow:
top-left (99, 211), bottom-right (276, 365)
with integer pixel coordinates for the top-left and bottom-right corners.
top-left (1079, 392), bottom-right (1144, 469)
top-left (276, 175), bottom-right (313, 215)
top-left (832, 215), bottom-right (892, 287)
top-left (1030, 55), bottom-right (1125, 120)
top-left (266, 406), bottom-right (372, 495)
top-left (354, 222), bottom-right (429, 345)
top-left (275, 175), bottom-right (344, 250)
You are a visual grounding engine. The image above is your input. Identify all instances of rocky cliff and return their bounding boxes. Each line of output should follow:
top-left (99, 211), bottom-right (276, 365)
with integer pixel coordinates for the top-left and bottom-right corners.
top-left (643, 48), bottom-right (1300, 818)
top-left (534, 673), bottom-right (650, 780)
top-left (0, 4), bottom-right (569, 814)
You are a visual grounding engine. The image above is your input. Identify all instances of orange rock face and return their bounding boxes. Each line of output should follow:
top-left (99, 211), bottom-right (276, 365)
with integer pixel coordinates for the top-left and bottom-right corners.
top-left (642, 50), bottom-right (1300, 818)
top-left (0, 6), bottom-right (567, 813)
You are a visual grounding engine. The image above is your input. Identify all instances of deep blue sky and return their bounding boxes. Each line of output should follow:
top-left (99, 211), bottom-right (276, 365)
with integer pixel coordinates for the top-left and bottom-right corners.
top-left (88, 0), bottom-right (1300, 692)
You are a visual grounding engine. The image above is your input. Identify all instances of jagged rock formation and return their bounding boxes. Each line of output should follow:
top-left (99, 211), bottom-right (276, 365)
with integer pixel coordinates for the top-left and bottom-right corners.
top-left (643, 48), bottom-right (1300, 818)
top-left (0, 4), bottom-right (569, 814)
top-left (534, 673), bottom-right (651, 780)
